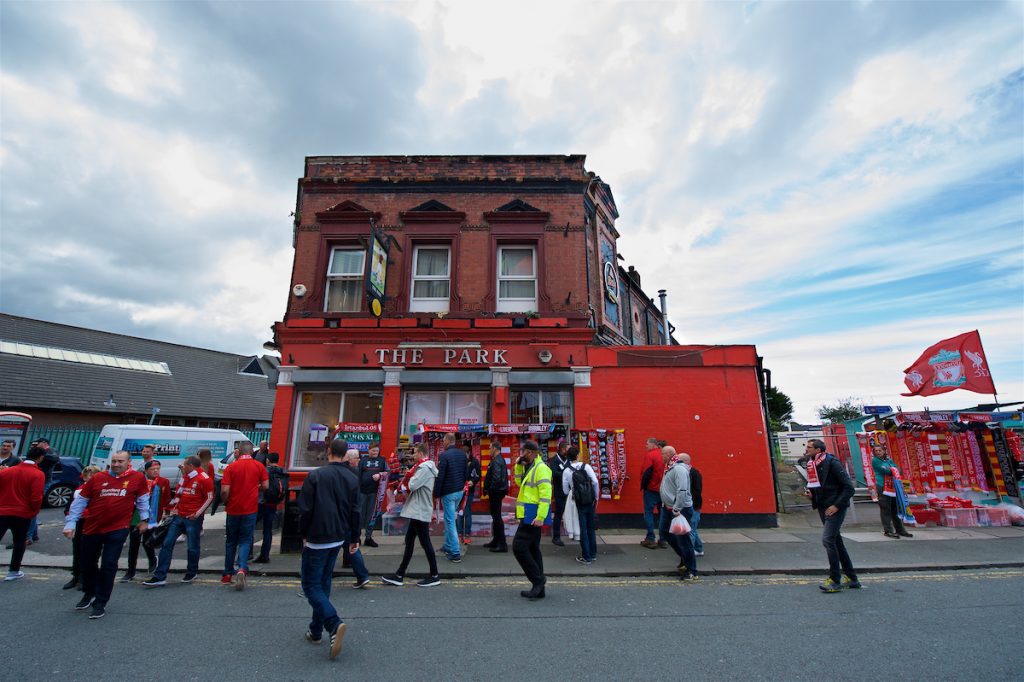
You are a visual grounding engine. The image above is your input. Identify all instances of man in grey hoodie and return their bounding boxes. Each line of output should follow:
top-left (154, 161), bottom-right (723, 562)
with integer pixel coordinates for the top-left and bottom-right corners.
top-left (658, 446), bottom-right (698, 580)
top-left (381, 443), bottom-right (441, 587)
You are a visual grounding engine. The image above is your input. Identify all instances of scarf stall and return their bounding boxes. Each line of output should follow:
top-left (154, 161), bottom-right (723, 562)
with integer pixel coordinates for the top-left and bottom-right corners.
top-left (855, 411), bottom-right (1023, 529)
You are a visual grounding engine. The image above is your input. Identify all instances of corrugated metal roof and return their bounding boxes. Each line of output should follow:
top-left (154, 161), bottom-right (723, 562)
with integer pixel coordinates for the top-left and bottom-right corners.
top-left (0, 314), bottom-right (275, 421)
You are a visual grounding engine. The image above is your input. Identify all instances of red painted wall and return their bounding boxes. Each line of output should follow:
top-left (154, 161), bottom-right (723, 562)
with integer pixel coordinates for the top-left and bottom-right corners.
top-left (575, 349), bottom-right (776, 516)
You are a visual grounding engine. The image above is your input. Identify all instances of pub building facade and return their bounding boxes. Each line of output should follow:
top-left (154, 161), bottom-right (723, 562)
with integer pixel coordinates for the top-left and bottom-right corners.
top-left (268, 155), bottom-right (777, 526)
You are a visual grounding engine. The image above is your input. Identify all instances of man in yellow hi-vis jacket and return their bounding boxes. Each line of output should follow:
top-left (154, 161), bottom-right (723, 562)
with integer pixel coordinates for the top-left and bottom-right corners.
top-left (513, 440), bottom-right (552, 600)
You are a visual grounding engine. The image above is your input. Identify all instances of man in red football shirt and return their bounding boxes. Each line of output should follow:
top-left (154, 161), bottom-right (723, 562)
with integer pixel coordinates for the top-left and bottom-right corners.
top-left (220, 441), bottom-right (268, 590)
top-left (0, 446), bottom-right (46, 581)
top-left (143, 455), bottom-right (215, 587)
top-left (63, 450), bottom-right (150, 619)
top-left (640, 437), bottom-right (669, 549)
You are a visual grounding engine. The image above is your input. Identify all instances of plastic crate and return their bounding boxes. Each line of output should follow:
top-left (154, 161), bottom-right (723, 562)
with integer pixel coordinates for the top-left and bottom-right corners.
top-left (939, 508), bottom-right (978, 527)
top-left (975, 507), bottom-right (1011, 527)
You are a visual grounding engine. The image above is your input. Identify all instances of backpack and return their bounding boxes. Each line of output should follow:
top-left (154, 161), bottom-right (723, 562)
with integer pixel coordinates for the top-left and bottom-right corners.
top-left (571, 463), bottom-right (595, 506)
top-left (263, 467), bottom-right (289, 505)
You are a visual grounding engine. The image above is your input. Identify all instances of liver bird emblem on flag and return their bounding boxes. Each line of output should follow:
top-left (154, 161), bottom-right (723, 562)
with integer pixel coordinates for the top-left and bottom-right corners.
top-left (901, 330), bottom-right (996, 397)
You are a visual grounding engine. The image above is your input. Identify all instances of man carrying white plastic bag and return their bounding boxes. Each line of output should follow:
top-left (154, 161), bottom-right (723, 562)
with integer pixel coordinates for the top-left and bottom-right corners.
top-left (659, 446), bottom-right (698, 581)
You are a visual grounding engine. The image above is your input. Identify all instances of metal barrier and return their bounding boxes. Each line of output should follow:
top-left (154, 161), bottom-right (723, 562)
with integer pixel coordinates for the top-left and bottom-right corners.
top-left (24, 426), bottom-right (271, 465)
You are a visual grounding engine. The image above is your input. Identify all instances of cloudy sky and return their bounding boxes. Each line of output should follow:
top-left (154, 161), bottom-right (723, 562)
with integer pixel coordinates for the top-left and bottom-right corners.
top-left (1, 1), bottom-right (1021, 422)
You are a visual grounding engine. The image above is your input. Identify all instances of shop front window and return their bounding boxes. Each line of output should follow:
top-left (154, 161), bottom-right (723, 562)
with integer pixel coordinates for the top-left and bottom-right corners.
top-left (292, 391), bottom-right (382, 468)
top-left (402, 391), bottom-right (489, 437)
top-left (510, 389), bottom-right (573, 427)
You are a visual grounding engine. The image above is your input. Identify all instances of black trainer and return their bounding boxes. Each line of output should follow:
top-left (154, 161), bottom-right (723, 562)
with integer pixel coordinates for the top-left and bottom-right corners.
top-left (142, 577), bottom-right (166, 588)
top-left (352, 577), bottom-right (370, 589)
top-left (74, 595), bottom-right (95, 610)
top-left (380, 574), bottom-right (404, 586)
top-left (88, 605), bottom-right (106, 619)
top-left (417, 576), bottom-right (441, 587)
top-left (181, 573), bottom-right (198, 583)
top-left (363, 537), bottom-right (379, 548)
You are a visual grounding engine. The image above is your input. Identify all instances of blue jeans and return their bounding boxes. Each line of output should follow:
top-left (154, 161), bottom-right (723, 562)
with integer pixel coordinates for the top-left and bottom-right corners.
top-left (28, 515), bottom-right (39, 541)
top-left (642, 490), bottom-right (665, 542)
top-left (818, 506), bottom-right (856, 582)
top-left (301, 545), bottom-right (342, 639)
top-left (256, 505), bottom-right (276, 559)
top-left (441, 491), bottom-right (462, 557)
top-left (224, 512), bottom-right (257, 575)
top-left (458, 487), bottom-right (474, 537)
top-left (153, 516), bottom-right (202, 579)
top-left (346, 545), bottom-right (369, 582)
top-left (690, 509), bottom-right (703, 553)
top-left (659, 506), bottom-right (698, 576)
top-left (577, 503), bottom-right (597, 561)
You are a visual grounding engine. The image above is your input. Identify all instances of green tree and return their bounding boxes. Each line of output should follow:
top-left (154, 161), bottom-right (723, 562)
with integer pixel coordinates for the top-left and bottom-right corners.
top-left (817, 397), bottom-right (863, 424)
top-left (765, 386), bottom-right (794, 432)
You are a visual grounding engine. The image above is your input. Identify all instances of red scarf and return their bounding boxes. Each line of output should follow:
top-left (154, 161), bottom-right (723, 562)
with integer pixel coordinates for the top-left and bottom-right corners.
top-left (401, 457), bottom-right (431, 492)
top-left (883, 463), bottom-right (901, 497)
top-left (806, 453), bottom-right (826, 488)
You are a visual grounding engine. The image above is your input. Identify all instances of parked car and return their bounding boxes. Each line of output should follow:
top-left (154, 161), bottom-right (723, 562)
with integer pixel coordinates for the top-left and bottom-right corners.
top-left (45, 456), bottom-right (84, 508)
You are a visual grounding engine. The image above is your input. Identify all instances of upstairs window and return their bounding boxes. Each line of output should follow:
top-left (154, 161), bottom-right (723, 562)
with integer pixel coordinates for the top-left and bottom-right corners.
top-left (496, 246), bottom-right (537, 313)
top-left (410, 246), bottom-right (451, 313)
top-left (325, 248), bottom-right (365, 312)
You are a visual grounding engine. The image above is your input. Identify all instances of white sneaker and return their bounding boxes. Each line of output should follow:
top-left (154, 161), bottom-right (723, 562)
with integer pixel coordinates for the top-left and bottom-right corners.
top-left (694, 551), bottom-right (705, 557)
top-left (4, 571), bottom-right (25, 581)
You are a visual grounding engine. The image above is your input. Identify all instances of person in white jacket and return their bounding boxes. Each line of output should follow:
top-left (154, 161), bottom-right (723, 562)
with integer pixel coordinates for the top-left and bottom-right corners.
top-left (561, 446), bottom-right (599, 564)
top-left (381, 444), bottom-right (441, 587)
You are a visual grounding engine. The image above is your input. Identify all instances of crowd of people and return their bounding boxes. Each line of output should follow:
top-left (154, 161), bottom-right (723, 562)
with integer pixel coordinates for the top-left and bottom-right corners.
top-left (0, 432), bottom-right (866, 658)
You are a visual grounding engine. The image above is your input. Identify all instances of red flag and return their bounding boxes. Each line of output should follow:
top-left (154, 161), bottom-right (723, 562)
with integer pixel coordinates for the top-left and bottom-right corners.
top-left (901, 330), bottom-right (996, 397)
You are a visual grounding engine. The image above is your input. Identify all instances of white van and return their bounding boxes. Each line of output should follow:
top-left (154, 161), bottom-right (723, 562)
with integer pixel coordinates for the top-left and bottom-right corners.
top-left (90, 425), bottom-right (252, 485)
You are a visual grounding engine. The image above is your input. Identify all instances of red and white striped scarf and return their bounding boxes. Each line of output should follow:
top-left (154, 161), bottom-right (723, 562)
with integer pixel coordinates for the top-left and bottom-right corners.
top-left (806, 453), bottom-right (826, 488)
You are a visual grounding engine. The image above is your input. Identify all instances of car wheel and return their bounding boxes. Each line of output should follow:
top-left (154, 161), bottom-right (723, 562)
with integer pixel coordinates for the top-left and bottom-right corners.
top-left (46, 484), bottom-right (75, 508)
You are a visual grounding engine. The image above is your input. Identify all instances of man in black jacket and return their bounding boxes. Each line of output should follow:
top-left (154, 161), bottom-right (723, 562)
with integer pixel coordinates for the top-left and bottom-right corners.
top-left (298, 438), bottom-right (361, 660)
top-left (434, 433), bottom-right (468, 563)
top-left (356, 444), bottom-right (389, 548)
top-left (805, 439), bottom-right (860, 592)
top-left (549, 441), bottom-right (571, 547)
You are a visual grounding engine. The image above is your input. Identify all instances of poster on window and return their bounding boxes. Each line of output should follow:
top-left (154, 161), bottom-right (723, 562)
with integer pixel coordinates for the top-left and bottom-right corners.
top-left (330, 422), bottom-right (382, 453)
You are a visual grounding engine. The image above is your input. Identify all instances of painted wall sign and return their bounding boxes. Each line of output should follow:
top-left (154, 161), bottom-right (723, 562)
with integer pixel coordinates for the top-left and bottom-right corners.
top-left (374, 348), bottom-right (509, 365)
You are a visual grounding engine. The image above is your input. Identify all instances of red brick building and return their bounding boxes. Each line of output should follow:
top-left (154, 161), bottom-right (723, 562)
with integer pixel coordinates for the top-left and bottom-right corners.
top-left (269, 155), bottom-right (777, 526)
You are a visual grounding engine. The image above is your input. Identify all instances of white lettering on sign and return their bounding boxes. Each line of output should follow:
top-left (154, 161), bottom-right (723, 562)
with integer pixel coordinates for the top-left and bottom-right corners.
top-left (374, 348), bottom-right (510, 366)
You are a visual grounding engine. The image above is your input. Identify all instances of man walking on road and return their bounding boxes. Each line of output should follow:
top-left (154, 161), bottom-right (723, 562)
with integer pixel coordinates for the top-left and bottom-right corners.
top-left (513, 440), bottom-right (552, 600)
top-left (143, 455), bottom-right (215, 587)
top-left (298, 437), bottom-right (361, 660)
top-left (679, 453), bottom-right (704, 557)
top-left (805, 439), bottom-right (861, 592)
top-left (659, 446), bottom-right (698, 581)
top-left (0, 445), bottom-right (45, 581)
top-left (640, 437), bottom-right (668, 549)
top-left (220, 441), bottom-right (268, 590)
top-left (434, 433), bottom-right (468, 563)
top-left (63, 450), bottom-right (150, 619)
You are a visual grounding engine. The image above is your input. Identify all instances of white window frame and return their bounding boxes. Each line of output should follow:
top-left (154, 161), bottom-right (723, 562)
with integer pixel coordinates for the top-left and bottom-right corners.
top-left (324, 247), bottom-right (366, 313)
top-left (409, 245), bottom-right (451, 313)
top-left (496, 245), bottom-right (537, 313)
top-left (401, 390), bottom-right (490, 435)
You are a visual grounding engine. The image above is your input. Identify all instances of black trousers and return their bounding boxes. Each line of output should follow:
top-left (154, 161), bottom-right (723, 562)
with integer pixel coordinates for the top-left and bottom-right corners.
top-left (396, 519), bottom-right (439, 577)
top-left (80, 528), bottom-right (130, 608)
top-left (878, 496), bottom-right (907, 535)
top-left (513, 523), bottom-right (545, 586)
top-left (126, 527), bottom-right (156, 573)
top-left (551, 495), bottom-right (567, 539)
top-left (0, 516), bottom-right (31, 572)
top-left (70, 519), bottom-right (85, 578)
top-left (488, 494), bottom-right (507, 548)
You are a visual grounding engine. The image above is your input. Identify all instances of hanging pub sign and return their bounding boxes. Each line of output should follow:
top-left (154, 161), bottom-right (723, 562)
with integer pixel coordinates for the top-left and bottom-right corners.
top-left (366, 227), bottom-right (389, 318)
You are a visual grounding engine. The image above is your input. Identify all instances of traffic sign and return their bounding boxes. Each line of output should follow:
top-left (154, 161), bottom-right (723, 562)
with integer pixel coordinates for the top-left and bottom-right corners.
top-left (863, 405), bottom-right (893, 415)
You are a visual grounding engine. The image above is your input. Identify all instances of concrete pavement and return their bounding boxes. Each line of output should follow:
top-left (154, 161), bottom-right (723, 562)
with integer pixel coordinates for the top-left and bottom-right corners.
top-left (6, 503), bottom-right (1023, 579)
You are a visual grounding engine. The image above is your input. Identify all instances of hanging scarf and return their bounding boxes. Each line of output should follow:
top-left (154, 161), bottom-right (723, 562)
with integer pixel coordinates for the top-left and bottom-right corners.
top-left (805, 453), bottom-right (826, 488)
top-left (400, 457), bottom-right (431, 493)
top-left (882, 463), bottom-right (900, 497)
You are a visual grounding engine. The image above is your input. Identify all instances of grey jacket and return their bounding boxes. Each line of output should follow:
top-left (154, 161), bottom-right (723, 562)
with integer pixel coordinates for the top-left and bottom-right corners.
top-left (660, 461), bottom-right (693, 512)
top-left (401, 460), bottom-right (438, 522)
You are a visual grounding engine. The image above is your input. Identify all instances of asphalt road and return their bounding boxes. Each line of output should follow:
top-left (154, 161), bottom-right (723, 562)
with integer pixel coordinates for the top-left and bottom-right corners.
top-left (1, 568), bottom-right (1021, 681)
